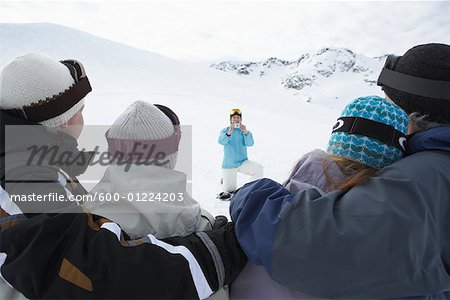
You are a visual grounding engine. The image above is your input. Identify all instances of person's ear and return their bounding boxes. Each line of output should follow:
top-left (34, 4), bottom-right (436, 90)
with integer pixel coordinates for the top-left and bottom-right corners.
top-left (384, 92), bottom-right (394, 103)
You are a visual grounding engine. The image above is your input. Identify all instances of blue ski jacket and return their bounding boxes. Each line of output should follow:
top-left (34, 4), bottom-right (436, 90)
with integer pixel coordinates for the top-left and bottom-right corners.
top-left (218, 127), bottom-right (254, 169)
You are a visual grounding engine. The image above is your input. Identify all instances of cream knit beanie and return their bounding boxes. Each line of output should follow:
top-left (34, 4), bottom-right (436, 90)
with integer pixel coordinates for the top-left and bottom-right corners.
top-left (0, 53), bottom-right (85, 127)
top-left (108, 101), bottom-right (178, 169)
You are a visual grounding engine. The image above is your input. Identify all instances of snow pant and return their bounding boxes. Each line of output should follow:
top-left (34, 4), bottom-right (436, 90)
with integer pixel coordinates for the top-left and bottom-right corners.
top-left (222, 160), bottom-right (264, 192)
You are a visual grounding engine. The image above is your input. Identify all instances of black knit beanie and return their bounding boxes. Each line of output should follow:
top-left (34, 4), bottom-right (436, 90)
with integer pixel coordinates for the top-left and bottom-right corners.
top-left (382, 43), bottom-right (450, 123)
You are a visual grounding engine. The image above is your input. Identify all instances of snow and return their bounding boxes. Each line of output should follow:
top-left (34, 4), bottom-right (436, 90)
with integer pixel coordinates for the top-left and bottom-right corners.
top-left (0, 23), bottom-right (386, 218)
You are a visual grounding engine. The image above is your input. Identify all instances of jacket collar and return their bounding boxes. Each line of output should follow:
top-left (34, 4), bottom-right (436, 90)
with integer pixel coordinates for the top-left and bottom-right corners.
top-left (407, 125), bottom-right (450, 155)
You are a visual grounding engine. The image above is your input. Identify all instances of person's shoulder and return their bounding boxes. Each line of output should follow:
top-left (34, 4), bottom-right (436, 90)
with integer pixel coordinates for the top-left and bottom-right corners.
top-left (308, 149), bottom-right (327, 159)
top-left (342, 150), bottom-right (450, 208)
top-left (319, 151), bottom-right (450, 219)
top-left (382, 150), bottom-right (450, 178)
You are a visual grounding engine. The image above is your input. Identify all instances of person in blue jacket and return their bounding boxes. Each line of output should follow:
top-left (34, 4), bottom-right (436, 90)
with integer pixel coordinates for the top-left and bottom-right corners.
top-left (218, 109), bottom-right (263, 199)
top-left (230, 43), bottom-right (450, 298)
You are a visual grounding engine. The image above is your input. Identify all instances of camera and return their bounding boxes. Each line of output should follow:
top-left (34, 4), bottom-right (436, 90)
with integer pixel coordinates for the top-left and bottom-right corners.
top-left (234, 123), bottom-right (240, 128)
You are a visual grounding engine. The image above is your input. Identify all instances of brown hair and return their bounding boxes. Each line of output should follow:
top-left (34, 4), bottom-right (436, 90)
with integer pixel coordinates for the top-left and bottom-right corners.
top-left (323, 155), bottom-right (378, 191)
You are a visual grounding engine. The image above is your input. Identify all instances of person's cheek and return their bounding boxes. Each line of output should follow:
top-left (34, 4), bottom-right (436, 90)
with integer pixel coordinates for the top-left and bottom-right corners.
top-left (78, 113), bottom-right (85, 137)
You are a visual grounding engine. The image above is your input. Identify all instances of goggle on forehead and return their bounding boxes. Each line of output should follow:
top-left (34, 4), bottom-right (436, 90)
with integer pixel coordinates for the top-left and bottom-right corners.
top-left (230, 109), bottom-right (241, 116)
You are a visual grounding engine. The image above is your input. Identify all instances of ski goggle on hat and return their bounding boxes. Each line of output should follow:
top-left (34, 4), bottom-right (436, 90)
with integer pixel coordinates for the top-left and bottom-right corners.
top-left (230, 108), bottom-right (242, 118)
top-left (377, 54), bottom-right (450, 100)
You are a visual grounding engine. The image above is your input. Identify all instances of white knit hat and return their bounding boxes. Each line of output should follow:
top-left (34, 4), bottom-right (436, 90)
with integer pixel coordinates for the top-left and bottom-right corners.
top-left (108, 101), bottom-right (178, 169)
top-left (0, 53), bottom-right (85, 127)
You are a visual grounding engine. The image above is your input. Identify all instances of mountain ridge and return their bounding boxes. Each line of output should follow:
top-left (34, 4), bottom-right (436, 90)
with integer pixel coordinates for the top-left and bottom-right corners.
top-left (211, 47), bottom-right (386, 102)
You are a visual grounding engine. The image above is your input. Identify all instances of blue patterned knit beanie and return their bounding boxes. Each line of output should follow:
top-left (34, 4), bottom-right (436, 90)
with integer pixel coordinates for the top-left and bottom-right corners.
top-left (326, 96), bottom-right (409, 169)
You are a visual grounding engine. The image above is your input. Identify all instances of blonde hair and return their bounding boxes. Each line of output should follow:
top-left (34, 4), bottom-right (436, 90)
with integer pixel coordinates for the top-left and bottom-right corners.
top-left (323, 155), bottom-right (378, 191)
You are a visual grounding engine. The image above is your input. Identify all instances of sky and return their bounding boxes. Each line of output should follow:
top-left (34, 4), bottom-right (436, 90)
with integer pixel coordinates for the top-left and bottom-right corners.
top-left (0, 1), bottom-right (449, 62)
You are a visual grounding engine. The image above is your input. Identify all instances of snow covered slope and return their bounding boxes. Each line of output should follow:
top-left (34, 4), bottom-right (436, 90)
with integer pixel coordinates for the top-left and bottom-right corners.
top-left (0, 23), bottom-right (387, 217)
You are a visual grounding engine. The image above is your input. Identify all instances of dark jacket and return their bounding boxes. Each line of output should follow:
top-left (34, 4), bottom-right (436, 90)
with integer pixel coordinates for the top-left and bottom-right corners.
top-left (230, 125), bottom-right (450, 299)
